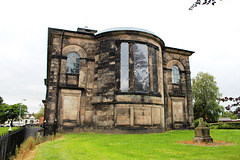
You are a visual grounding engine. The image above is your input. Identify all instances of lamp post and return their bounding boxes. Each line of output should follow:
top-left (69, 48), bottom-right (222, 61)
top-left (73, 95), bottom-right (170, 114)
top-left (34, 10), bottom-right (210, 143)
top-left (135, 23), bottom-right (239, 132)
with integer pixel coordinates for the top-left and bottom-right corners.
top-left (19, 99), bottom-right (27, 127)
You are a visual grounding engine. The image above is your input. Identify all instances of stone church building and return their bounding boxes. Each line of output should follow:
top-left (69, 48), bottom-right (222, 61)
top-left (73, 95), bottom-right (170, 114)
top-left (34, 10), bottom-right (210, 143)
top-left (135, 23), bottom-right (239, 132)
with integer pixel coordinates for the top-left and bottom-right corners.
top-left (43, 27), bottom-right (194, 135)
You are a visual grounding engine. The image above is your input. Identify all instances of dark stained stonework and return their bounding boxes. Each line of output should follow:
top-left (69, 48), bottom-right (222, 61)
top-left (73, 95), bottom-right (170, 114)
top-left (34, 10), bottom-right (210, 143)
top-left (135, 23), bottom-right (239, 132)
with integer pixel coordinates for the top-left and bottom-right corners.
top-left (43, 27), bottom-right (194, 135)
top-left (193, 118), bottom-right (213, 143)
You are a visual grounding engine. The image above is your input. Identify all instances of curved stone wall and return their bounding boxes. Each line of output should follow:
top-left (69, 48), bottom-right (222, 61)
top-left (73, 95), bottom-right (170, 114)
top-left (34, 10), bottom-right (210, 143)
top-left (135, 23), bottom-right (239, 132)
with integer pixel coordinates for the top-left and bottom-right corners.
top-left (93, 30), bottom-right (165, 130)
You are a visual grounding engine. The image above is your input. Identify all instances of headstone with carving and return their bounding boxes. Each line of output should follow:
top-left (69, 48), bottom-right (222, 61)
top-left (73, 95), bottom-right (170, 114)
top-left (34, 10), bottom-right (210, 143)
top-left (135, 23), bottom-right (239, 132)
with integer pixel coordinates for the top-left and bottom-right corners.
top-left (193, 118), bottom-right (213, 143)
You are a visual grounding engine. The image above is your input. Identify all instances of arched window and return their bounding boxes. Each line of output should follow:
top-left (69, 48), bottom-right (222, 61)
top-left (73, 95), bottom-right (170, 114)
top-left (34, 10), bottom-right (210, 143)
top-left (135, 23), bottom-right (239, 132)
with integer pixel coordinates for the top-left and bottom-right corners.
top-left (172, 66), bottom-right (180, 84)
top-left (66, 52), bottom-right (80, 74)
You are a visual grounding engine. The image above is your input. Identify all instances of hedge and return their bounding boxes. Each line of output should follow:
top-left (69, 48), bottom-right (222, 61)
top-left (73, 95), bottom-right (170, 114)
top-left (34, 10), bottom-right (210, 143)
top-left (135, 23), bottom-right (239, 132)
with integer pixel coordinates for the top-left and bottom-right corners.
top-left (209, 122), bottom-right (240, 129)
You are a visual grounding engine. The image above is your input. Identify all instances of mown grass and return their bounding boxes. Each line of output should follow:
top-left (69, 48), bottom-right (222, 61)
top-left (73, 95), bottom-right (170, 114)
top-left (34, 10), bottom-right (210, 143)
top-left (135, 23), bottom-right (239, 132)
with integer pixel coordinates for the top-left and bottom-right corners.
top-left (0, 127), bottom-right (19, 136)
top-left (32, 129), bottom-right (240, 160)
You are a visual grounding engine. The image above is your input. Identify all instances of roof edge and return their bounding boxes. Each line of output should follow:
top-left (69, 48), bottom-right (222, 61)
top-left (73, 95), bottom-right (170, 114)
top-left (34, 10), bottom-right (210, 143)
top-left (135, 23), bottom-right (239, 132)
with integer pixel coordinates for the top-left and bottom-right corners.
top-left (165, 46), bottom-right (194, 56)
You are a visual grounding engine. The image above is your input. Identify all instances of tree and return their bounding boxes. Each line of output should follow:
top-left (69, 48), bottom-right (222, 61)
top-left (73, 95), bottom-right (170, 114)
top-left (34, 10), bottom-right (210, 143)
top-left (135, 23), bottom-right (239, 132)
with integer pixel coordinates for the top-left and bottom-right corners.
top-left (7, 103), bottom-right (28, 121)
top-left (189, 0), bottom-right (222, 10)
top-left (220, 110), bottom-right (238, 119)
top-left (34, 104), bottom-right (44, 119)
top-left (0, 97), bottom-right (28, 126)
top-left (0, 97), bottom-right (9, 124)
top-left (0, 96), bottom-right (3, 104)
top-left (192, 72), bottom-right (223, 122)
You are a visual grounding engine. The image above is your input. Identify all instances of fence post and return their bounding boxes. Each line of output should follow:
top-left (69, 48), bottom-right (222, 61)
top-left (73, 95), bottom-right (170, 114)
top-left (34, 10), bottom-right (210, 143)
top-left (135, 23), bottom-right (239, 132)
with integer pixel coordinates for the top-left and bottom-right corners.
top-left (8, 126), bottom-right (12, 134)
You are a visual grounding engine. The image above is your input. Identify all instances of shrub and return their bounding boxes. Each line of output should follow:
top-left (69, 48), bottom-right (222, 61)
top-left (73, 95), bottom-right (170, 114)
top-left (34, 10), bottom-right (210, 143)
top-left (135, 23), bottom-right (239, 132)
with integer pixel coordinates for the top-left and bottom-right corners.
top-left (10, 132), bottom-right (62, 160)
top-left (220, 122), bottom-right (240, 129)
top-left (209, 122), bottom-right (240, 129)
top-left (194, 119), bottom-right (199, 128)
top-left (12, 137), bottom-right (36, 160)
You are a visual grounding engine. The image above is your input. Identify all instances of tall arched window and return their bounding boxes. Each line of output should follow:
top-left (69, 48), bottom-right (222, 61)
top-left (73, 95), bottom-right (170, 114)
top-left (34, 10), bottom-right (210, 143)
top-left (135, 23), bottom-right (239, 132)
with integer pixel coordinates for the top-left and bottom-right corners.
top-left (120, 42), bottom-right (159, 93)
top-left (172, 65), bottom-right (180, 84)
top-left (133, 43), bottom-right (149, 92)
top-left (66, 52), bottom-right (80, 74)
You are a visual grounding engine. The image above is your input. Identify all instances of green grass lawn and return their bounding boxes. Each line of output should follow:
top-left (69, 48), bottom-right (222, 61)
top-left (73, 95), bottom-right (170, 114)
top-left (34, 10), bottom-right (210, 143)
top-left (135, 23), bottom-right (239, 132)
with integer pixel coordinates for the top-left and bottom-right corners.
top-left (0, 127), bottom-right (19, 136)
top-left (33, 129), bottom-right (240, 160)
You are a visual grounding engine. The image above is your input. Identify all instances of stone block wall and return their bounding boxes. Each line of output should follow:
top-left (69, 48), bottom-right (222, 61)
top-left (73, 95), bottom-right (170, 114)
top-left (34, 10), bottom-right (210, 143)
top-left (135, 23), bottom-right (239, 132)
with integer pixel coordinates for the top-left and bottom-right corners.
top-left (44, 28), bottom-right (97, 134)
top-left (92, 31), bottom-right (165, 130)
top-left (163, 47), bottom-right (194, 129)
top-left (43, 27), bottom-right (194, 135)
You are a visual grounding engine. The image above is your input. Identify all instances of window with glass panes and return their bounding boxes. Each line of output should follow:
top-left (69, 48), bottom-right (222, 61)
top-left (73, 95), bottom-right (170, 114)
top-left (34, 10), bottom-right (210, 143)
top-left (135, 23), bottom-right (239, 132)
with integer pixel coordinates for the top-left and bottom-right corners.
top-left (66, 52), bottom-right (80, 74)
top-left (120, 42), bottom-right (158, 93)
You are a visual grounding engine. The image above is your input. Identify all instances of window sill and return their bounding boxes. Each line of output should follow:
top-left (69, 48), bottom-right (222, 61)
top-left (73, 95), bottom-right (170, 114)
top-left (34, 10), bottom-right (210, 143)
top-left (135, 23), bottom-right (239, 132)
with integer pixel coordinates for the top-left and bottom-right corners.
top-left (115, 91), bottom-right (162, 97)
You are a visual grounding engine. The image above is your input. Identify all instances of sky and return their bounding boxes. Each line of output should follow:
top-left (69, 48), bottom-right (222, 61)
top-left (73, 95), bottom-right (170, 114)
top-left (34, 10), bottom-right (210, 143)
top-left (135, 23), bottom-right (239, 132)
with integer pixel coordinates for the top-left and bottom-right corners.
top-left (0, 0), bottom-right (239, 113)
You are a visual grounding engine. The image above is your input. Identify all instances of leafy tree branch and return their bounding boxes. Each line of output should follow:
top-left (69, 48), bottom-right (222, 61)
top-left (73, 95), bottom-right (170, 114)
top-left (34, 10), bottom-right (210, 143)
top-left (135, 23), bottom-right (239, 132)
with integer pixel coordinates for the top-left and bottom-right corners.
top-left (189, 0), bottom-right (222, 10)
top-left (217, 96), bottom-right (240, 114)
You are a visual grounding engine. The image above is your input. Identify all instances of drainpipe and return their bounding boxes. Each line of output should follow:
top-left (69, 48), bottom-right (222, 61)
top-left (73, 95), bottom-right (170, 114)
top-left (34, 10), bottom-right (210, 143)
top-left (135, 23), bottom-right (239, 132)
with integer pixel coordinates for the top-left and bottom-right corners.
top-left (54, 30), bottom-right (64, 134)
top-left (162, 50), bottom-right (168, 131)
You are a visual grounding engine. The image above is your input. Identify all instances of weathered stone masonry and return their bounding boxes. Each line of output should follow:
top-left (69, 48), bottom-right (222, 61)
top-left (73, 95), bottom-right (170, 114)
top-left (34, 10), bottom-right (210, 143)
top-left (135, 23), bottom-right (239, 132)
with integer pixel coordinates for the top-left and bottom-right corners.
top-left (43, 27), bottom-right (194, 135)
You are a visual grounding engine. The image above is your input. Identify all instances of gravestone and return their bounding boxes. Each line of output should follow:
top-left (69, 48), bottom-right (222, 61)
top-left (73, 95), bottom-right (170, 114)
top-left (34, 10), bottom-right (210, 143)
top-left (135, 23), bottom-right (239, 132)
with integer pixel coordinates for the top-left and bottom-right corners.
top-left (193, 118), bottom-right (213, 143)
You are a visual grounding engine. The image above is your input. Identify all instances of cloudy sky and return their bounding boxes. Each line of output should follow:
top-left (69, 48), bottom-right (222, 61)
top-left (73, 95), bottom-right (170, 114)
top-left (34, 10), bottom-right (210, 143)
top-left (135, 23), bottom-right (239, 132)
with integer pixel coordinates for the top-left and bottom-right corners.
top-left (0, 0), bottom-right (239, 113)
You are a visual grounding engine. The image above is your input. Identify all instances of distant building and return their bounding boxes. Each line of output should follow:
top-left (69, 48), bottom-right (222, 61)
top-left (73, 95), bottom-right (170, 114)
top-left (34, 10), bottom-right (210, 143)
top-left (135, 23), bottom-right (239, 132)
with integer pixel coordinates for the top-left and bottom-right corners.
top-left (5, 113), bottom-right (39, 126)
top-left (218, 118), bottom-right (240, 123)
top-left (23, 113), bottom-right (39, 126)
top-left (43, 27), bottom-right (194, 135)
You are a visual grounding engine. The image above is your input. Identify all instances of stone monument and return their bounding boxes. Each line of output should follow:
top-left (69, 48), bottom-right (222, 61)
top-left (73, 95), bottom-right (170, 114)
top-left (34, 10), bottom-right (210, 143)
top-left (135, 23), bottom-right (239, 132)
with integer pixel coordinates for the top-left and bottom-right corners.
top-left (193, 118), bottom-right (213, 143)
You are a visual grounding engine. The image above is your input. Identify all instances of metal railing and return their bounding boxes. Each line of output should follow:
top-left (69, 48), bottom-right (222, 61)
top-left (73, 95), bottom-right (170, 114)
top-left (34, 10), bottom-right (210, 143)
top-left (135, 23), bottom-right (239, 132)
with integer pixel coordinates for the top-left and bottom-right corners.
top-left (0, 128), bottom-right (25, 160)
